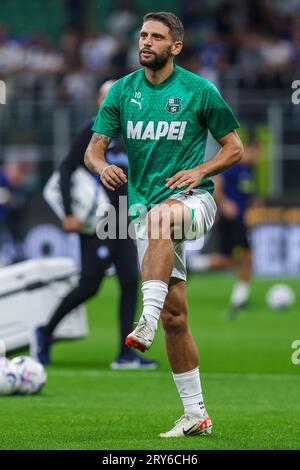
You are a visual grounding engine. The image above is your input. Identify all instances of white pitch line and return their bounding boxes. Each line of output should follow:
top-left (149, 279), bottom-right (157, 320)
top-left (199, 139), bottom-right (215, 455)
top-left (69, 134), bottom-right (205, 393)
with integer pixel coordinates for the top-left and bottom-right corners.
top-left (49, 370), bottom-right (300, 382)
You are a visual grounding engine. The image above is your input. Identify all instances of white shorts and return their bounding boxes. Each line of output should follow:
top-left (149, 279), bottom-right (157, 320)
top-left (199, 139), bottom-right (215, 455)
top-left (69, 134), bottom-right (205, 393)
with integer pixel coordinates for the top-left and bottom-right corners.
top-left (134, 189), bottom-right (217, 281)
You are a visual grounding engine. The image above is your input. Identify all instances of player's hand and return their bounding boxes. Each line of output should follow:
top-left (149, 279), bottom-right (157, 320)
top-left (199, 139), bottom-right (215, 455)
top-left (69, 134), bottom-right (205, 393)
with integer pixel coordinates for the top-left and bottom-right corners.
top-left (221, 198), bottom-right (239, 219)
top-left (166, 167), bottom-right (205, 193)
top-left (100, 165), bottom-right (127, 191)
top-left (62, 214), bottom-right (83, 232)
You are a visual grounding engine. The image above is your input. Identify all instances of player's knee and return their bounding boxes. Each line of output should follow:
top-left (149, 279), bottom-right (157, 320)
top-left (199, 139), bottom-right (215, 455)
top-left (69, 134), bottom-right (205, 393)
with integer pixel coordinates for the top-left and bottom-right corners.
top-left (161, 308), bottom-right (187, 335)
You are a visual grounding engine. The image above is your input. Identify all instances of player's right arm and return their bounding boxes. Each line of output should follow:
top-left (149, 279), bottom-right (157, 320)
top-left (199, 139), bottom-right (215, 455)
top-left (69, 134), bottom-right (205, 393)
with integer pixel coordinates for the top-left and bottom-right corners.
top-left (84, 133), bottom-right (127, 191)
top-left (84, 80), bottom-right (127, 191)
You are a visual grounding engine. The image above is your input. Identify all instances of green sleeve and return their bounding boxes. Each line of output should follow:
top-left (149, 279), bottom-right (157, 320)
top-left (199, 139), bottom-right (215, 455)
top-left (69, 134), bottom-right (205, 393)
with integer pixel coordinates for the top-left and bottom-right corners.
top-left (199, 81), bottom-right (240, 140)
top-left (92, 81), bottom-right (121, 138)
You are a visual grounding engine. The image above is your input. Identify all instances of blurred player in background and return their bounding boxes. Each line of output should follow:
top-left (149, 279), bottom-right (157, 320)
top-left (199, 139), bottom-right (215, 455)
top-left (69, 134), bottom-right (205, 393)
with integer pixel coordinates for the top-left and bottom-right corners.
top-left (31, 80), bottom-right (158, 370)
top-left (85, 12), bottom-right (243, 437)
top-left (0, 160), bottom-right (34, 264)
top-left (188, 141), bottom-right (261, 317)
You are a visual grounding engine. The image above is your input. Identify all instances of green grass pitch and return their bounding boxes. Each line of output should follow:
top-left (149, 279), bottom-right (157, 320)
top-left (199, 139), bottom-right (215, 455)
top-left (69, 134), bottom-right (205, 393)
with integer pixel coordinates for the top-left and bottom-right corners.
top-left (1, 273), bottom-right (300, 450)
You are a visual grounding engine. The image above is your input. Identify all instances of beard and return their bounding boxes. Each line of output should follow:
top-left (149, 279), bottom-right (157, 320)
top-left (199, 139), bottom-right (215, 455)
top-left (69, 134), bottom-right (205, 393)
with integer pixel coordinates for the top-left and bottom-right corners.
top-left (139, 46), bottom-right (172, 71)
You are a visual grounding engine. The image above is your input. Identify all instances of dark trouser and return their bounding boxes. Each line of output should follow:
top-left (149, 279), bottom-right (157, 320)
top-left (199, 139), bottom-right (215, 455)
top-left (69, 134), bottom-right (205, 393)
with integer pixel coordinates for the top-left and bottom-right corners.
top-left (218, 216), bottom-right (250, 256)
top-left (43, 233), bottom-right (139, 355)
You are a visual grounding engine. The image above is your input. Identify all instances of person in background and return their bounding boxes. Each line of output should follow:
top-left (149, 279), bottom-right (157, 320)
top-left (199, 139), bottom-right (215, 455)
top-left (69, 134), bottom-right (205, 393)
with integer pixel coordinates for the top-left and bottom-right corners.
top-left (31, 80), bottom-right (158, 370)
top-left (0, 160), bottom-right (34, 264)
top-left (188, 141), bottom-right (261, 317)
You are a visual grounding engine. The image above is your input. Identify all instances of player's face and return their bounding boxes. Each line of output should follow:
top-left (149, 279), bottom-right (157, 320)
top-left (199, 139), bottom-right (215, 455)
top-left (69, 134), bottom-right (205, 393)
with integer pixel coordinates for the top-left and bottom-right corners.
top-left (139, 20), bottom-right (182, 71)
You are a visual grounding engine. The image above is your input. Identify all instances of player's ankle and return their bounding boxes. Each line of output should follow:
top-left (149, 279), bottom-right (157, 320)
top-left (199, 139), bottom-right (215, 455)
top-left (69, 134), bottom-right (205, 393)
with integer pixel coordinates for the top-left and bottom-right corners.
top-left (141, 280), bottom-right (168, 327)
top-left (230, 281), bottom-right (250, 307)
top-left (184, 401), bottom-right (207, 418)
top-left (141, 312), bottom-right (158, 331)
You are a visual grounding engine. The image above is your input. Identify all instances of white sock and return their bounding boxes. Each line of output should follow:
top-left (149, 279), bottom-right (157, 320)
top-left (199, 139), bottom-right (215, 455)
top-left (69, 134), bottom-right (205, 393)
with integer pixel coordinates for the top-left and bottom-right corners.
top-left (141, 280), bottom-right (169, 330)
top-left (172, 367), bottom-right (206, 418)
top-left (230, 281), bottom-right (250, 307)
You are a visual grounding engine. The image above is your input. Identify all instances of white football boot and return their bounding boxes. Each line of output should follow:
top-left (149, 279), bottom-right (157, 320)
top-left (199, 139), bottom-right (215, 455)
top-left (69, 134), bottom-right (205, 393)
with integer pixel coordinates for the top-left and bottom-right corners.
top-left (125, 316), bottom-right (156, 352)
top-left (159, 414), bottom-right (212, 438)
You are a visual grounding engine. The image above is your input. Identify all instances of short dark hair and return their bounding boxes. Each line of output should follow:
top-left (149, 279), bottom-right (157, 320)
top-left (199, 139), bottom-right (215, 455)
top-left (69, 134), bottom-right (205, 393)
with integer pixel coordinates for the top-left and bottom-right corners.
top-left (143, 12), bottom-right (184, 42)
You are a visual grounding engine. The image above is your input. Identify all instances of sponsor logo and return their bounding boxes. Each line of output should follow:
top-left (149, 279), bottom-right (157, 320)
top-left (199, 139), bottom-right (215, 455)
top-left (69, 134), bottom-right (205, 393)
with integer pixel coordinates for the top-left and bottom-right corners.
top-left (183, 424), bottom-right (198, 436)
top-left (127, 120), bottom-right (187, 140)
top-left (131, 98), bottom-right (142, 109)
top-left (131, 91), bottom-right (143, 109)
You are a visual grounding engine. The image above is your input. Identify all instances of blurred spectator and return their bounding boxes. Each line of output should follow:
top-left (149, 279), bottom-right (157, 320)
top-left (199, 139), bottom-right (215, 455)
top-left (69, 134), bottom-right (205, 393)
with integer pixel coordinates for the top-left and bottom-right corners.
top-left (59, 65), bottom-right (95, 101)
top-left (0, 28), bottom-right (63, 76)
top-left (292, 14), bottom-right (300, 72)
top-left (215, 0), bottom-right (248, 36)
top-left (80, 30), bottom-right (119, 73)
top-left (259, 33), bottom-right (294, 87)
top-left (197, 27), bottom-right (227, 86)
top-left (62, 0), bottom-right (88, 32)
top-left (106, 0), bottom-right (138, 38)
top-left (0, 28), bottom-right (25, 76)
top-left (0, 160), bottom-right (35, 263)
top-left (261, 35), bottom-right (294, 69)
top-left (180, 0), bottom-right (204, 29)
top-left (237, 31), bottom-right (265, 88)
top-left (60, 27), bottom-right (82, 69)
top-left (0, 163), bottom-right (12, 224)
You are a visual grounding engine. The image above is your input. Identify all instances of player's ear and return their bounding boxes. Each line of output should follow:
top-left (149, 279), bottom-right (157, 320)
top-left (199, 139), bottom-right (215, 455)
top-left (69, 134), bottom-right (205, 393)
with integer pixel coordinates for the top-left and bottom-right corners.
top-left (172, 41), bottom-right (183, 56)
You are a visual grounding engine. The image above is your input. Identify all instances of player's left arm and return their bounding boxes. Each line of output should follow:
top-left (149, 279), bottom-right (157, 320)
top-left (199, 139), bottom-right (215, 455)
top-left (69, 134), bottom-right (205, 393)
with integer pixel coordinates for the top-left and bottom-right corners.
top-left (166, 130), bottom-right (243, 193)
